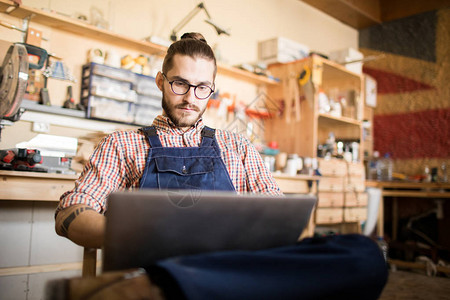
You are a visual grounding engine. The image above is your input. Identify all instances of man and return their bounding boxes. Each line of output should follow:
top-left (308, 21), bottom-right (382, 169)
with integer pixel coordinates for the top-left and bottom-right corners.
top-left (55, 32), bottom-right (281, 249)
top-left (52, 33), bottom-right (387, 300)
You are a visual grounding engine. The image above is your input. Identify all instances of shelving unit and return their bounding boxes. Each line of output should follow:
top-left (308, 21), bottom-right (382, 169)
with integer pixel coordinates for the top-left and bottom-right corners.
top-left (265, 55), bottom-right (367, 233)
top-left (0, 0), bottom-right (279, 86)
top-left (265, 55), bottom-right (364, 159)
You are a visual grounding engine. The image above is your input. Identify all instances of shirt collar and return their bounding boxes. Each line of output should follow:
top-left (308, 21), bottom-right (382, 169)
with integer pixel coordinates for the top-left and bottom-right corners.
top-left (152, 115), bottom-right (205, 135)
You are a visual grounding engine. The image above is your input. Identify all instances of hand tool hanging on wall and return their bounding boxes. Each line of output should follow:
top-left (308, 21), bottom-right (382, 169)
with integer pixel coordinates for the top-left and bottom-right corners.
top-left (63, 86), bottom-right (76, 109)
top-left (39, 52), bottom-right (51, 106)
top-left (282, 74), bottom-right (292, 123)
top-left (298, 65), bottom-right (315, 108)
top-left (282, 64), bottom-right (301, 123)
top-left (292, 72), bottom-right (301, 121)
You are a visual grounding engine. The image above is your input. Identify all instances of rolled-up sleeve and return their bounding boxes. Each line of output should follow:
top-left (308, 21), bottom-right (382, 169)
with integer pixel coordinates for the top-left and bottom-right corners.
top-left (56, 133), bottom-right (132, 215)
top-left (240, 137), bottom-right (283, 195)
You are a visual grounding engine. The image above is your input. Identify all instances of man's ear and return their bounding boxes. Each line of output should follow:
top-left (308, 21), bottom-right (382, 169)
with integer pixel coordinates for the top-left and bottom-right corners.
top-left (155, 71), bottom-right (164, 91)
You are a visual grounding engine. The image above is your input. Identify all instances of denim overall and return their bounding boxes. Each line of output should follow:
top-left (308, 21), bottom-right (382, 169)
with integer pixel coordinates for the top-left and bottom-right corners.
top-left (139, 126), bottom-right (235, 192)
top-left (138, 129), bottom-right (388, 300)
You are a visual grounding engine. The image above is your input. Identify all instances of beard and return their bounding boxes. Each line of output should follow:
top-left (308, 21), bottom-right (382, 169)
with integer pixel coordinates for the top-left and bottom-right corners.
top-left (161, 91), bottom-right (207, 128)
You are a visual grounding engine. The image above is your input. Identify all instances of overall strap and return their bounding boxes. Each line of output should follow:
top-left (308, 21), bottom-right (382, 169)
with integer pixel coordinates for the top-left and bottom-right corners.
top-left (139, 126), bottom-right (163, 148)
top-left (200, 126), bottom-right (216, 147)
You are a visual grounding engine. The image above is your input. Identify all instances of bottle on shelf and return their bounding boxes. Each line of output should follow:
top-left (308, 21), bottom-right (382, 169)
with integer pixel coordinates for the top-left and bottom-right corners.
top-left (441, 163), bottom-right (448, 182)
top-left (377, 153), bottom-right (393, 181)
top-left (318, 89), bottom-right (330, 114)
top-left (325, 132), bottom-right (336, 158)
top-left (351, 142), bottom-right (359, 162)
top-left (367, 151), bottom-right (380, 180)
top-left (423, 165), bottom-right (432, 182)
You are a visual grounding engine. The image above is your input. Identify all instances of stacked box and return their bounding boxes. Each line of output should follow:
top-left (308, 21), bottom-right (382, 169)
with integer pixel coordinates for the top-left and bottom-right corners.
top-left (81, 63), bottom-right (162, 124)
top-left (258, 37), bottom-right (310, 64)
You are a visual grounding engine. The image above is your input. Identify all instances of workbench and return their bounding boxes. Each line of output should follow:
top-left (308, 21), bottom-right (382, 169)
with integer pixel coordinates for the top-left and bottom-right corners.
top-left (0, 171), bottom-right (318, 201)
top-left (365, 180), bottom-right (450, 239)
top-left (0, 170), bottom-right (78, 201)
top-left (365, 180), bottom-right (450, 275)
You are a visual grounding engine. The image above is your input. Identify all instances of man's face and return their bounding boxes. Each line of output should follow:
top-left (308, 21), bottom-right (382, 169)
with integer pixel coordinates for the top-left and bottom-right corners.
top-left (156, 54), bottom-right (215, 130)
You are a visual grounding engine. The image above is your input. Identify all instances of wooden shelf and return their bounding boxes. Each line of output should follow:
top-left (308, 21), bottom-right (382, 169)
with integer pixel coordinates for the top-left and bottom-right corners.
top-left (365, 180), bottom-right (450, 190)
top-left (321, 58), bottom-right (362, 80)
top-left (318, 113), bottom-right (362, 126)
top-left (0, 0), bottom-right (279, 86)
top-left (0, 0), bottom-right (166, 56)
top-left (272, 173), bottom-right (321, 181)
top-left (365, 180), bottom-right (450, 197)
top-left (217, 62), bottom-right (279, 85)
top-left (381, 190), bottom-right (450, 198)
top-left (272, 173), bottom-right (319, 197)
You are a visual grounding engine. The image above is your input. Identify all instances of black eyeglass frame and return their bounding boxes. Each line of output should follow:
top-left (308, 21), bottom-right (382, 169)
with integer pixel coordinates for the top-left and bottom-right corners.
top-left (161, 73), bottom-right (215, 100)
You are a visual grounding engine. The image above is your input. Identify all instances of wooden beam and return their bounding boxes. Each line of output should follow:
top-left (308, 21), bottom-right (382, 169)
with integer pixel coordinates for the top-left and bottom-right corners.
top-left (380, 0), bottom-right (450, 22)
top-left (301, 0), bottom-right (449, 29)
top-left (300, 0), bottom-right (381, 29)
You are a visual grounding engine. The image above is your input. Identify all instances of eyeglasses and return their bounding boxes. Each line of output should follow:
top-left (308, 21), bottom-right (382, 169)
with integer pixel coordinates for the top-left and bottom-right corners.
top-left (162, 73), bottom-right (214, 100)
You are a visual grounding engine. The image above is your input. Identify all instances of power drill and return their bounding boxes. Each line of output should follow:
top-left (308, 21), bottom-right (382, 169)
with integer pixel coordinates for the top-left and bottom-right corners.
top-left (0, 148), bottom-right (43, 170)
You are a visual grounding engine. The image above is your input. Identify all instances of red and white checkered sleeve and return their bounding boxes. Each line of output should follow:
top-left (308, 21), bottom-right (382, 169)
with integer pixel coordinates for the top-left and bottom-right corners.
top-left (240, 136), bottom-right (283, 196)
top-left (56, 133), bottom-right (132, 215)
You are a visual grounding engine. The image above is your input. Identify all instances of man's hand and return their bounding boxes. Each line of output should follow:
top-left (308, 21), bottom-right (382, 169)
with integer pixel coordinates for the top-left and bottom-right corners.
top-left (55, 204), bottom-right (106, 249)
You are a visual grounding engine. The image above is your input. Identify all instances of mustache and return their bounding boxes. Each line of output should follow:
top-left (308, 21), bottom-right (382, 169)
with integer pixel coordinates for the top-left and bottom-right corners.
top-left (175, 104), bottom-right (200, 111)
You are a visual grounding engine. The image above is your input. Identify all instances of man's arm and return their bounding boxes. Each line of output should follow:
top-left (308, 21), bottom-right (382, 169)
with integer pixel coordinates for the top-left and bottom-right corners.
top-left (55, 131), bottom-right (140, 248)
top-left (240, 136), bottom-right (283, 195)
top-left (55, 204), bottom-right (105, 249)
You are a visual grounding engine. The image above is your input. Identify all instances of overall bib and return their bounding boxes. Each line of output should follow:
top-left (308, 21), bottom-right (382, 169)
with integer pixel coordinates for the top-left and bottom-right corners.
top-left (139, 126), bottom-right (235, 192)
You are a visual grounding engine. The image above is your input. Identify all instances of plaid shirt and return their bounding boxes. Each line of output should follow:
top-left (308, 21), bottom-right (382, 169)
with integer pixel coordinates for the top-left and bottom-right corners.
top-left (57, 115), bottom-right (282, 214)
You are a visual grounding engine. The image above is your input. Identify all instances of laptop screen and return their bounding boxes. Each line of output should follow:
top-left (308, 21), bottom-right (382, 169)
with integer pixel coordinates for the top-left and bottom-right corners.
top-left (103, 190), bottom-right (316, 271)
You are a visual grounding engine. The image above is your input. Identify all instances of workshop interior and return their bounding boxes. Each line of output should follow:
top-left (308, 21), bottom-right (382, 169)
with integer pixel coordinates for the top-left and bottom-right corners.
top-left (0, 0), bottom-right (449, 299)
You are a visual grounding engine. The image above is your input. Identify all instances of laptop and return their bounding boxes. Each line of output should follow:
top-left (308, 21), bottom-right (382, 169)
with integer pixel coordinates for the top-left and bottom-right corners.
top-left (102, 189), bottom-right (316, 271)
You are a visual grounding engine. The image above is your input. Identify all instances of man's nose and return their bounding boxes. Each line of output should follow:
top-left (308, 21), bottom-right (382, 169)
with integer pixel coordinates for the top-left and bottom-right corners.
top-left (183, 86), bottom-right (197, 102)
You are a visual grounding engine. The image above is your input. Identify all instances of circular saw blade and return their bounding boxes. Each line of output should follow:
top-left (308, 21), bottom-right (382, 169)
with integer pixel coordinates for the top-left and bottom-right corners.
top-left (0, 43), bottom-right (29, 119)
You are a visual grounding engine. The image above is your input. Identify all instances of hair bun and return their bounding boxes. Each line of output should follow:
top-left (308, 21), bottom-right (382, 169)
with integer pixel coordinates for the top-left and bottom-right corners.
top-left (180, 32), bottom-right (207, 44)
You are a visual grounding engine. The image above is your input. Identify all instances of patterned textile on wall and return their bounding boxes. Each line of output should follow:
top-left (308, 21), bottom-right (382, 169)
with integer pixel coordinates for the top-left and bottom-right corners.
top-left (359, 8), bottom-right (450, 176)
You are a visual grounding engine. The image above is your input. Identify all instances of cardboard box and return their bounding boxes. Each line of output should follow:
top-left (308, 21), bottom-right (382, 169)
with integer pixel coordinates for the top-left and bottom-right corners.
top-left (318, 158), bottom-right (347, 177)
top-left (344, 207), bottom-right (367, 222)
top-left (316, 208), bottom-right (344, 224)
top-left (258, 37), bottom-right (310, 64)
top-left (318, 192), bottom-right (345, 207)
top-left (345, 192), bottom-right (368, 207)
top-left (318, 177), bottom-right (345, 192)
top-left (329, 47), bottom-right (364, 74)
